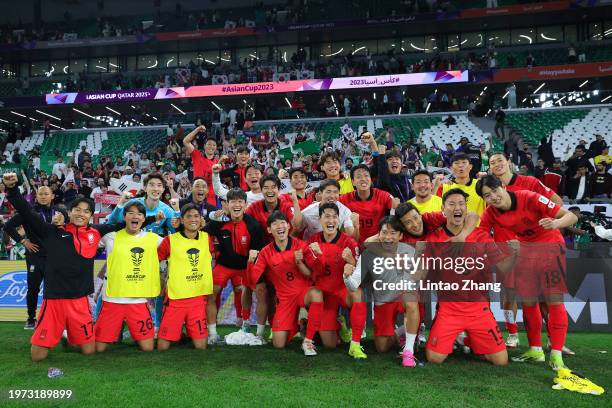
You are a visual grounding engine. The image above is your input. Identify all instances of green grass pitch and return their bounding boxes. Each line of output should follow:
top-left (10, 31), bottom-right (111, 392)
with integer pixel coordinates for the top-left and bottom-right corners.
top-left (0, 323), bottom-right (610, 407)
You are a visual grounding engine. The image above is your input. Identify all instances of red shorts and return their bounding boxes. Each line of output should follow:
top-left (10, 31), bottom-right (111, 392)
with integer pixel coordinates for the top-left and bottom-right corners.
top-left (95, 301), bottom-right (153, 343)
top-left (32, 297), bottom-right (94, 348)
top-left (514, 244), bottom-right (567, 298)
top-left (159, 296), bottom-right (208, 342)
top-left (426, 307), bottom-right (506, 355)
top-left (272, 287), bottom-right (311, 333)
top-left (373, 302), bottom-right (405, 337)
top-left (213, 264), bottom-right (244, 288)
top-left (319, 287), bottom-right (349, 331)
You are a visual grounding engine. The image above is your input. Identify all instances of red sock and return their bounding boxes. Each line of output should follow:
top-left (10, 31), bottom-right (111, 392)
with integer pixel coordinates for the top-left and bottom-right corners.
top-left (546, 304), bottom-right (568, 352)
top-left (234, 290), bottom-right (243, 320)
top-left (522, 304), bottom-right (543, 347)
top-left (463, 335), bottom-right (471, 348)
top-left (350, 302), bottom-right (366, 342)
top-left (215, 292), bottom-right (221, 311)
top-left (505, 322), bottom-right (519, 335)
top-left (305, 302), bottom-right (323, 341)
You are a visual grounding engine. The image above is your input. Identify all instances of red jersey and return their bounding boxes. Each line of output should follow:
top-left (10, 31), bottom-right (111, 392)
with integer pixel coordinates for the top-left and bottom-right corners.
top-left (493, 174), bottom-right (556, 242)
top-left (542, 170), bottom-right (563, 194)
top-left (401, 211), bottom-right (447, 244)
top-left (280, 191), bottom-right (316, 210)
top-left (480, 190), bottom-right (564, 244)
top-left (246, 237), bottom-right (315, 296)
top-left (246, 199), bottom-right (295, 243)
top-left (426, 225), bottom-right (509, 316)
top-left (307, 231), bottom-right (358, 292)
top-left (339, 188), bottom-right (393, 246)
top-left (191, 149), bottom-right (218, 206)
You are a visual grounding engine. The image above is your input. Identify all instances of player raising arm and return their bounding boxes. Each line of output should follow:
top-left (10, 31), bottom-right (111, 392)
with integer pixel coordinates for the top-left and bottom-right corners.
top-left (246, 211), bottom-right (324, 356)
top-left (307, 202), bottom-right (366, 359)
top-left (476, 175), bottom-right (577, 370)
top-left (2, 173), bottom-right (144, 362)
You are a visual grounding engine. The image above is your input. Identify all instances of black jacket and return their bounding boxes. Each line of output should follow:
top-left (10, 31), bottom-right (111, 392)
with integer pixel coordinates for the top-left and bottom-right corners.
top-left (4, 202), bottom-right (68, 258)
top-left (204, 213), bottom-right (264, 270)
top-left (6, 186), bottom-right (127, 299)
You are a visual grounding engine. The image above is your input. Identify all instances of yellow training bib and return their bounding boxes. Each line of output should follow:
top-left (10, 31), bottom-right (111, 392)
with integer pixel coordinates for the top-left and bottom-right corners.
top-left (408, 195), bottom-right (443, 214)
top-left (106, 230), bottom-right (161, 298)
top-left (441, 180), bottom-right (486, 216)
top-left (167, 231), bottom-right (213, 299)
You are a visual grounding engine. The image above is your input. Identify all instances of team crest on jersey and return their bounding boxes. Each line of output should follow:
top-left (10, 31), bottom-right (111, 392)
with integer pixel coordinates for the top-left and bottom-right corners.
top-left (130, 247), bottom-right (145, 268)
top-left (241, 236), bottom-right (247, 244)
top-left (186, 248), bottom-right (200, 269)
top-left (87, 233), bottom-right (95, 244)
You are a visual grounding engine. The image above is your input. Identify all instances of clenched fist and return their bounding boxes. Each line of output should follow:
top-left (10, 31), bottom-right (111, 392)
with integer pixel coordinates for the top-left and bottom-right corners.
top-left (308, 242), bottom-right (322, 256)
top-left (248, 249), bottom-right (259, 263)
top-left (343, 263), bottom-right (355, 278)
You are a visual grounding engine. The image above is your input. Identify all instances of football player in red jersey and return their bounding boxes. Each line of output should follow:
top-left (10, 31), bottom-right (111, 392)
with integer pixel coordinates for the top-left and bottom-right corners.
top-left (339, 164), bottom-right (398, 246)
top-left (476, 175), bottom-right (578, 370)
top-left (203, 188), bottom-right (265, 343)
top-left (488, 152), bottom-right (572, 352)
top-left (246, 175), bottom-right (302, 243)
top-left (424, 188), bottom-right (518, 366)
top-left (280, 167), bottom-right (316, 210)
top-left (306, 202), bottom-right (366, 359)
top-left (183, 125), bottom-right (218, 207)
top-left (246, 211), bottom-right (324, 356)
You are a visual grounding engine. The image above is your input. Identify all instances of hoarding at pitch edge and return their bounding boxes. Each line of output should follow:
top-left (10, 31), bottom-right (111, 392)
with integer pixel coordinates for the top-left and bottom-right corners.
top-left (45, 70), bottom-right (468, 105)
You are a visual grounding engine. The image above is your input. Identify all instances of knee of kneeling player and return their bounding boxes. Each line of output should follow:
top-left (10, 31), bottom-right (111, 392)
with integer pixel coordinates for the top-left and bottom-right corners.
top-left (426, 350), bottom-right (447, 364)
top-left (487, 352), bottom-right (508, 366)
top-left (139, 342), bottom-right (155, 352)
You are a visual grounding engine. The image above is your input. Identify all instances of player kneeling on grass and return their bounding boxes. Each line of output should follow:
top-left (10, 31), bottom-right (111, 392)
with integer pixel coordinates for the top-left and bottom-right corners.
top-left (2, 173), bottom-right (135, 362)
top-left (344, 216), bottom-right (422, 367)
top-left (476, 175), bottom-right (577, 370)
top-left (423, 188), bottom-right (519, 366)
top-left (156, 204), bottom-right (213, 350)
top-left (247, 211), bottom-right (324, 356)
top-left (306, 202), bottom-right (366, 359)
top-left (203, 188), bottom-right (265, 344)
top-left (95, 201), bottom-right (164, 353)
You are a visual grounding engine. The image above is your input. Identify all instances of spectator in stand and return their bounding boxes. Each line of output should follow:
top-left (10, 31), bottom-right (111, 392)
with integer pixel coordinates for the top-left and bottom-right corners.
top-left (594, 146), bottom-right (611, 167)
top-left (441, 143), bottom-right (455, 167)
top-left (566, 164), bottom-right (590, 203)
top-left (590, 161), bottom-right (611, 199)
top-left (589, 134), bottom-right (608, 158)
top-left (77, 146), bottom-right (91, 169)
top-left (365, 133), bottom-right (412, 203)
top-left (565, 144), bottom-right (594, 179)
top-left (534, 159), bottom-right (546, 180)
top-left (538, 133), bottom-right (555, 168)
top-left (79, 179), bottom-right (92, 199)
top-left (494, 108), bottom-right (506, 140)
top-left (51, 157), bottom-right (67, 179)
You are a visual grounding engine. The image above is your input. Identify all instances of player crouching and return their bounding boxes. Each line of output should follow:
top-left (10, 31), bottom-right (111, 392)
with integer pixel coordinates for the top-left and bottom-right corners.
top-left (306, 203), bottom-right (366, 359)
top-left (247, 211), bottom-right (324, 356)
top-left (344, 217), bottom-right (422, 367)
top-left (423, 188), bottom-right (518, 366)
top-left (156, 204), bottom-right (213, 350)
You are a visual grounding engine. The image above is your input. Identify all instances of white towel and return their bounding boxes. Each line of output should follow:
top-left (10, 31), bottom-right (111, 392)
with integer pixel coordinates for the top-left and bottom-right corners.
top-left (224, 331), bottom-right (265, 346)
